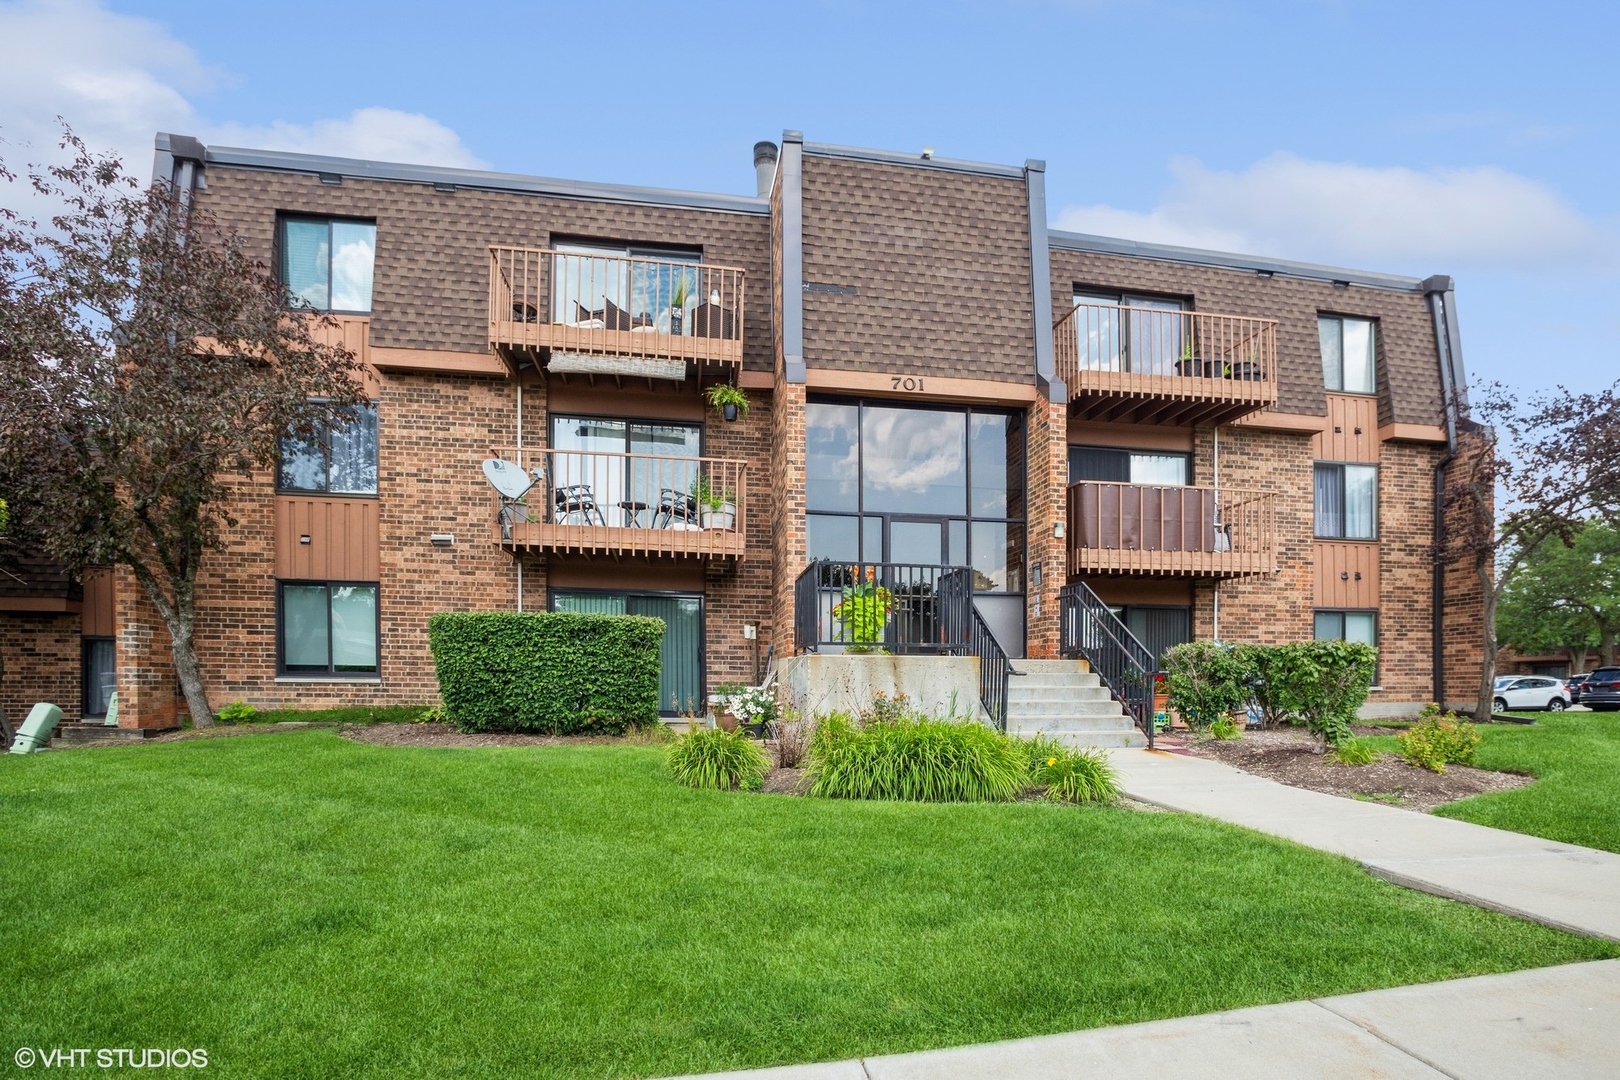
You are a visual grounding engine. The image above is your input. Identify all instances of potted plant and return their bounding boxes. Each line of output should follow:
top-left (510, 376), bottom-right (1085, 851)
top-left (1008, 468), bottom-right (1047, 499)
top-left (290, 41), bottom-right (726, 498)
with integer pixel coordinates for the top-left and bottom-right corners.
top-left (668, 277), bottom-right (691, 336)
top-left (690, 473), bottom-right (737, 530)
top-left (706, 383), bottom-right (749, 422)
top-left (831, 572), bottom-right (893, 654)
top-left (710, 681), bottom-right (746, 730)
top-left (729, 684), bottom-right (777, 739)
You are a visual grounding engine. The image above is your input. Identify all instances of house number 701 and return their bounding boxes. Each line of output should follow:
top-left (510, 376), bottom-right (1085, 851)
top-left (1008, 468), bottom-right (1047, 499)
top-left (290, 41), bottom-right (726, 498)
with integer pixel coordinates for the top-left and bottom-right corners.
top-left (891, 376), bottom-right (925, 391)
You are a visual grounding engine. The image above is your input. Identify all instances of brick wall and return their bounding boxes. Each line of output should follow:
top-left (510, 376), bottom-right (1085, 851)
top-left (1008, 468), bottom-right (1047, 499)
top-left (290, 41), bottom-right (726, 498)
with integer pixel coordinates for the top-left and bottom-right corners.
top-left (0, 612), bottom-right (81, 724)
top-left (1025, 398), bottom-right (1068, 657)
top-left (770, 380), bottom-right (807, 659)
top-left (703, 386), bottom-right (777, 686)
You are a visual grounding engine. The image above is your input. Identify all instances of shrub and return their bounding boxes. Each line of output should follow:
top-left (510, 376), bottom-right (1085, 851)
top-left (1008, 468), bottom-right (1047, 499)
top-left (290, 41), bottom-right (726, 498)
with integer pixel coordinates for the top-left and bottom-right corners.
top-left (726, 685), bottom-right (778, 727)
top-left (666, 726), bottom-right (768, 791)
top-left (1163, 641), bottom-right (1250, 730)
top-left (859, 691), bottom-right (913, 726)
top-left (1288, 641), bottom-right (1379, 748)
top-left (427, 611), bottom-right (662, 734)
top-left (806, 713), bottom-right (1028, 802)
top-left (1327, 736), bottom-right (1378, 766)
top-left (1237, 642), bottom-right (1310, 728)
top-left (1028, 742), bottom-right (1120, 804)
top-left (1398, 708), bottom-right (1482, 774)
top-left (216, 701), bottom-right (256, 725)
top-left (1209, 715), bottom-right (1242, 741)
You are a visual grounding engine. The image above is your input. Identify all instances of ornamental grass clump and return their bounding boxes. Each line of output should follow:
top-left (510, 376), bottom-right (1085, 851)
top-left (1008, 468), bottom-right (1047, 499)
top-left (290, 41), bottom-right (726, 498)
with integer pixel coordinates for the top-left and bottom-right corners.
top-left (806, 712), bottom-right (1027, 802)
top-left (665, 726), bottom-right (768, 791)
top-left (1025, 737), bottom-right (1120, 804)
top-left (1326, 736), bottom-right (1379, 766)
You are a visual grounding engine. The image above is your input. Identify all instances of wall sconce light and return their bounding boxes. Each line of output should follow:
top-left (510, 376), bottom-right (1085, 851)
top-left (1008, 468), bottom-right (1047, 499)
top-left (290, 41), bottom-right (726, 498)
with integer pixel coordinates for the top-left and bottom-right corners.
top-left (1340, 571), bottom-right (1349, 580)
top-left (299, 535), bottom-right (311, 545)
top-left (1053, 522), bottom-right (1065, 539)
top-left (430, 534), bottom-right (455, 546)
top-left (742, 624), bottom-right (757, 640)
top-left (1354, 572), bottom-right (1362, 580)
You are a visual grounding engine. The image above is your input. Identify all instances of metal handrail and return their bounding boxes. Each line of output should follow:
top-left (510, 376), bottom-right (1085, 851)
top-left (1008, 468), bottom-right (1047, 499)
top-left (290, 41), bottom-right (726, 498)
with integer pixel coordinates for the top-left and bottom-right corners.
top-left (1059, 581), bottom-right (1160, 747)
top-left (1053, 302), bottom-right (1276, 382)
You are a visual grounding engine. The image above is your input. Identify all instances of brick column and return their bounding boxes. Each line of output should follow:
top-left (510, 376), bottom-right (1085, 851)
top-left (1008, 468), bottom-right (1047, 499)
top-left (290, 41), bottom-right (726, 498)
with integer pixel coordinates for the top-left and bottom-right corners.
top-left (770, 380), bottom-right (806, 661)
top-left (1024, 396), bottom-right (1068, 658)
top-left (114, 566), bottom-right (179, 728)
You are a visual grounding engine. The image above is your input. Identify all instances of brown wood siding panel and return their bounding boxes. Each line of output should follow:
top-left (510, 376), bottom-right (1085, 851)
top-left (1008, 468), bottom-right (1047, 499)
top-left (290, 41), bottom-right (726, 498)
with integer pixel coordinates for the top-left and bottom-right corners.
top-left (274, 496), bottom-right (381, 581)
top-left (81, 568), bottom-right (116, 637)
top-left (1048, 248), bottom-right (1443, 427)
top-left (193, 168), bottom-right (775, 374)
top-left (1314, 541), bottom-right (1380, 608)
top-left (1313, 394), bottom-right (1379, 461)
top-left (799, 154), bottom-right (1036, 383)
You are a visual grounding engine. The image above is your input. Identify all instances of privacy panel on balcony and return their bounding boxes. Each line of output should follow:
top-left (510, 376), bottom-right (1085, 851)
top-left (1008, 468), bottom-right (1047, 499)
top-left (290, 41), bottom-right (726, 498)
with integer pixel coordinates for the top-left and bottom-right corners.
top-left (1068, 482), bottom-right (1276, 578)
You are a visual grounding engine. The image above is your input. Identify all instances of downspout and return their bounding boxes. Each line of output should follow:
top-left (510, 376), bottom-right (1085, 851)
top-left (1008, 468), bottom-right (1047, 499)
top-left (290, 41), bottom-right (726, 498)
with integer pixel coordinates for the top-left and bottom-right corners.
top-left (1424, 275), bottom-right (1465, 707)
top-left (516, 383), bottom-right (524, 612)
top-left (1212, 425), bottom-right (1220, 641)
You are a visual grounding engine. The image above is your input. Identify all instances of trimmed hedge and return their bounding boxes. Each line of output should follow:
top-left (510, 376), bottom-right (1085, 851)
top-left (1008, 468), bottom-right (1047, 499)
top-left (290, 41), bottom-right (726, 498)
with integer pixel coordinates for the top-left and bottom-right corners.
top-left (1163, 639), bottom-right (1379, 747)
top-left (427, 611), bottom-right (663, 734)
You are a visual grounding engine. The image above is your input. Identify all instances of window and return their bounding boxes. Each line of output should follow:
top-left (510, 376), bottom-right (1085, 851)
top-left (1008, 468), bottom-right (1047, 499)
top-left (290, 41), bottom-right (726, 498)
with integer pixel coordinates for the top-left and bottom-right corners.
top-left (1070, 446), bottom-right (1188, 486)
top-left (552, 591), bottom-right (703, 715)
top-left (278, 405), bottom-right (379, 495)
top-left (805, 399), bottom-right (1024, 592)
top-left (548, 415), bottom-right (702, 526)
top-left (1319, 315), bottom-right (1376, 394)
top-left (1071, 290), bottom-right (1188, 374)
top-left (1314, 463), bottom-right (1377, 539)
top-left (552, 241), bottom-right (702, 334)
top-left (279, 582), bottom-right (379, 676)
top-left (82, 637), bottom-right (116, 717)
top-left (279, 217), bottom-right (376, 313)
top-left (1109, 605), bottom-right (1192, 666)
top-left (1315, 610), bottom-right (1377, 647)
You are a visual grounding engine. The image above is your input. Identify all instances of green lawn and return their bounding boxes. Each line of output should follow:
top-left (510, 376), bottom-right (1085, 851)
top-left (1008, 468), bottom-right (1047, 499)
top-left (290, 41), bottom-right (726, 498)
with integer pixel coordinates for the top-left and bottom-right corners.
top-left (1, 731), bottom-right (1612, 1079)
top-left (1433, 711), bottom-right (1620, 853)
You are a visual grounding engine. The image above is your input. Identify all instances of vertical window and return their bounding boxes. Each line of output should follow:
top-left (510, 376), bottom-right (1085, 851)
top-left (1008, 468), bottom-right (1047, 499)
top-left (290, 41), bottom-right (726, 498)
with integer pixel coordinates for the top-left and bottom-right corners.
top-left (279, 583), bottom-right (379, 676)
top-left (81, 638), bottom-right (116, 717)
top-left (1071, 291), bottom-right (1188, 375)
top-left (280, 217), bottom-right (377, 313)
top-left (1314, 463), bottom-right (1377, 539)
top-left (278, 405), bottom-right (379, 495)
top-left (1069, 447), bottom-right (1188, 486)
top-left (1319, 315), bottom-right (1376, 394)
top-left (1315, 610), bottom-right (1377, 647)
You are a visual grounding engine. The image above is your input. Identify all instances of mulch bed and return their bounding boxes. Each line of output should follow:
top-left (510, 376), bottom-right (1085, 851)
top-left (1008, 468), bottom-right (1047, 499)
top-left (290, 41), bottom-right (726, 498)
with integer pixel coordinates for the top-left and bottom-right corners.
top-left (1186, 727), bottom-right (1532, 812)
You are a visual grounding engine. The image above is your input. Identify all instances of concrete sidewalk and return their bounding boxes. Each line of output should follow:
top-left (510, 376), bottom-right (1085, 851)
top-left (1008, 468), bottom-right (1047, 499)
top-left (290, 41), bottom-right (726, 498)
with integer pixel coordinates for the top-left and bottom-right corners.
top-left (1108, 749), bottom-right (1620, 940)
top-left (667, 960), bottom-right (1620, 1079)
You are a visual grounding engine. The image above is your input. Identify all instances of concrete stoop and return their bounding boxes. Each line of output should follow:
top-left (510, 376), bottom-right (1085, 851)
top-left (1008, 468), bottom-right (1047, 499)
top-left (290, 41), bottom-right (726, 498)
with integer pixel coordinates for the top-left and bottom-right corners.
top-left (1006, 659), bottom-right (1147, 750)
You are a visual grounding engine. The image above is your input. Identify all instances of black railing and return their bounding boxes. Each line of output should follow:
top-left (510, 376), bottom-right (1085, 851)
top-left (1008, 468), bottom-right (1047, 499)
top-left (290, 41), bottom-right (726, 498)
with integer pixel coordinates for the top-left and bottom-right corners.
top-left (1059, 581), bottom-right (1159, 747)
top-left (794, 561), bottom-right (1012, 729)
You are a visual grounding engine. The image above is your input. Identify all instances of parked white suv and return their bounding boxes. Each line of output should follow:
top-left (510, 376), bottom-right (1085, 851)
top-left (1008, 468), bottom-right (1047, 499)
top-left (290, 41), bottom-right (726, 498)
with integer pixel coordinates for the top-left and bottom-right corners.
top-left (1492, 675), bottom-right (1570, 713)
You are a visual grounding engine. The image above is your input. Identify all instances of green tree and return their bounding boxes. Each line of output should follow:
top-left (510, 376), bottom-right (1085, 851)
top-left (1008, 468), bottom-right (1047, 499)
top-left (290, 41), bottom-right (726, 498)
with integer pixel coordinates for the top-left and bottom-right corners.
top-left (1497, 520), bottom-right (1620, 670)
top-left (0, 130), bottom-right (364, 727)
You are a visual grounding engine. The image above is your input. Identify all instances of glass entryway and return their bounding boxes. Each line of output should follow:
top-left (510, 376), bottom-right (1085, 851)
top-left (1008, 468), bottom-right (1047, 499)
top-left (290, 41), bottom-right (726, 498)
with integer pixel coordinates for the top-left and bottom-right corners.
top-left (550, 591), bottom-right (703, 715)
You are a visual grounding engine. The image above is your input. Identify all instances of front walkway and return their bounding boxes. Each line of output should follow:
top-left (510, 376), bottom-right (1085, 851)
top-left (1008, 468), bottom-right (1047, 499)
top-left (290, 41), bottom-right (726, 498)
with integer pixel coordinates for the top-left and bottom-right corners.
top-left (667, 960), bottom-right (1620, 1078)
top-left (1109, 749), bottom-right (1620, 940)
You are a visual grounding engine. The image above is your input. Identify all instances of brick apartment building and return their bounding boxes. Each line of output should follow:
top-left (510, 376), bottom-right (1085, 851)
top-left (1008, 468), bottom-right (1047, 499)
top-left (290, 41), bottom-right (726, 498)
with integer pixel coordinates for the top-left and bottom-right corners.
top-left (0, 131), bottom-right (1485, 731)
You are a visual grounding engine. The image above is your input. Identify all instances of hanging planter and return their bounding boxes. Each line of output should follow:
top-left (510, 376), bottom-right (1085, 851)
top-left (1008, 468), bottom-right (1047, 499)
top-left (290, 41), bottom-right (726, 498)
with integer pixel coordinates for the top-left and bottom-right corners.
top-left (706, 383), bottom-right (748, 423)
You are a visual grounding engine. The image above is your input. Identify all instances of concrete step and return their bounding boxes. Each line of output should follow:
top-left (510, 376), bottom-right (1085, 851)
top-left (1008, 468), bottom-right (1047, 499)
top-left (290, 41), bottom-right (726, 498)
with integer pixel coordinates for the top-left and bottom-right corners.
top-left (1008, 685), bottom-right (1112, 702)
top-left (1009, 714), bottom-right (1139, 734)
top-left (1013, 660), bottom-right (1093, 673)
top-left (1011, 676), bottom-right (1104, 691)
top-left (1012, 727), bottom-right (1147, 749)
top-left (1007, 699), bottom-right (1127, 719)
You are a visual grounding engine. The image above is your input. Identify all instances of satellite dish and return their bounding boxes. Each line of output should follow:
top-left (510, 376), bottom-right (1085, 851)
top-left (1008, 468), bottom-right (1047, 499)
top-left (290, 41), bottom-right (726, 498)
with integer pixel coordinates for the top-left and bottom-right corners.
top-left (483, 458), bottom-right (537, 500)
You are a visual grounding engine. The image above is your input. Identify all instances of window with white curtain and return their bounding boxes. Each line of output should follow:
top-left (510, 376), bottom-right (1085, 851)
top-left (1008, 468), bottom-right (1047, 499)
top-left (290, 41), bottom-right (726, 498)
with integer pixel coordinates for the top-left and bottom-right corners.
top-left (1314, 463), bottom-right (1378, 539)
top-left (1319, 315), bottom-right (1377, 394)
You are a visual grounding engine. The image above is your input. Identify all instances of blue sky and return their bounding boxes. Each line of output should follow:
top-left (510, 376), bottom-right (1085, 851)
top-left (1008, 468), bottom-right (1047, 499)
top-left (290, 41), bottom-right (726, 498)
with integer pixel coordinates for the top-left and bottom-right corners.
top-left (3, 0), bottom-right (1615, 397)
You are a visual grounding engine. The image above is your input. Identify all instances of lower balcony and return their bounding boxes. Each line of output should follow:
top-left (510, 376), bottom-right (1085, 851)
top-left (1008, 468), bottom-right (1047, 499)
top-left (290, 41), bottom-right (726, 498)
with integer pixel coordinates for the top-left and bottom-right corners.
top-left (490, 446), bottom-right (747, 560)
top-left (1067, 481), bottom-right (1275, 578)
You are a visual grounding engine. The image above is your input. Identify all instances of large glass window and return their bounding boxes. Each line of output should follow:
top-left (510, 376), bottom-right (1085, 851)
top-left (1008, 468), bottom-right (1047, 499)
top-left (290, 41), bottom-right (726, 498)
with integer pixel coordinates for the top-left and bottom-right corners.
top-left (552, 242), bottom-right (702, 335)
top-left (552, 591), bottom-right (703, 715)
top-left (1314, 463), bottom-right (1378, 539)
top-left (1070, 446), bottom-right (1188, 486)
top-left (1315, 610), bottom-right (1377, 647)
top-left (278, 404), bottom-right (378, 495)
top-left (1072, 291), bottom-right (1188, 375)
top-left (805, 399), bottom-right (1024, 592)
top-left (279, 582), bottom-right (379, 676)
top-left (548, 415), bottom-right (702, 527)
top-left (81, 637), bottom-right (116, 717)
top-left (1319, 315), bottom-right (1377, 394)
top-left (280, 217), bottom-right (376, 313)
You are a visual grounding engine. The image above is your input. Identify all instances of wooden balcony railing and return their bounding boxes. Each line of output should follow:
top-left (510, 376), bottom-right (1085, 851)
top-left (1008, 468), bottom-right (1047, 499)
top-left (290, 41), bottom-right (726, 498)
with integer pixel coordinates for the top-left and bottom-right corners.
top-left (1055, 303), bottom-right (1278, 425)
top-left (488, 247), bottom-right (745, 369)
top-left (1067, 481), bottom-right (1276, 578)
top-left (490, 446), bottom-right (747, 559)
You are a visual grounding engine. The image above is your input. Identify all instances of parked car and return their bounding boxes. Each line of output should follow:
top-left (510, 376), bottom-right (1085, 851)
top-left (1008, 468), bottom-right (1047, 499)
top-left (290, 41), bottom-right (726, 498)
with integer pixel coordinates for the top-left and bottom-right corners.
top-left (1492, 675), bottom-right (1570, 713)
top-left (1567, 674), bottom-right (1592, 704)
top-left (1577, 668), bottom-right (1620, 712)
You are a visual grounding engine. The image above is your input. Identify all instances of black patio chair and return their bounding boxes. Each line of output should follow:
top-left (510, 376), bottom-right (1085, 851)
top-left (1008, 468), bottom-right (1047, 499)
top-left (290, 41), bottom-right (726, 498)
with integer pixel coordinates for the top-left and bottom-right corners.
top-left (553, 485), bottom-right (607, 526)
top-left (653, 488), bottom-right (699, 529)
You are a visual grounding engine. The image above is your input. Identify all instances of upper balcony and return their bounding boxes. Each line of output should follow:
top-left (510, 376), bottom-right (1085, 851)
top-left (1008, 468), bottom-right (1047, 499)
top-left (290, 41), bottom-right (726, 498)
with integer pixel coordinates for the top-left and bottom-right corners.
top-left (488, 247), bottom-right (745, 376)
top-left (1067, 481), bottom-right (1276, 578)
top-left (1054, 303), bottom-right (1278, 426)
top-left (490, 445), bottom-right (748, 560)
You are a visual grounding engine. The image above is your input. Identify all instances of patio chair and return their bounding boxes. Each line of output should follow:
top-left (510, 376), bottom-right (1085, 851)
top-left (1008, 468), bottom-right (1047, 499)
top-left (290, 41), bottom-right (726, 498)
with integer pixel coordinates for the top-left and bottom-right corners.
top-left (7, 702), bottom-right (63, 755)
top-left (652, 488), bottom-right (699, 529)
top-left (692, 302), bottom-right (736, 339)
top-left (553, 485), bottom-right (607, 526)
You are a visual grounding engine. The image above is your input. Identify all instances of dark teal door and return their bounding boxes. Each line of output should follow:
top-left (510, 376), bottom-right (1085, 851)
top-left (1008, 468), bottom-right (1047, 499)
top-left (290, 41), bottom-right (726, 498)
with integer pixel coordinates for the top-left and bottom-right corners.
top-left (551, 592), bottom-right (703, 715)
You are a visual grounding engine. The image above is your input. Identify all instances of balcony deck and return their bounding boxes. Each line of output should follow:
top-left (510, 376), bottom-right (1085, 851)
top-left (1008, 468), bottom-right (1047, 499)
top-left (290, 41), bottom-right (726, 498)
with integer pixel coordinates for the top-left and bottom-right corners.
top-left (489, 446), bottom-right (747, 560)
top-left (488, 247), bottom-right (745, 374)
top-left (1067, 481), bottom-right (1276, 578)
top-left (1055, 303), bottom-right (1278, 426)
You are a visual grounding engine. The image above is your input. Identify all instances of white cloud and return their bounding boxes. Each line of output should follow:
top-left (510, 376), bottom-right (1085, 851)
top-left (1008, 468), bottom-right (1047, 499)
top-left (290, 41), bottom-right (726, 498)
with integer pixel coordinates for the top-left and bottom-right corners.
top-left (1054, 153), bottom-right (1602, 272)
top-left (209, 108), bottom-right (486, 169)
top-left (0, 0), bottom-right (480, 213)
